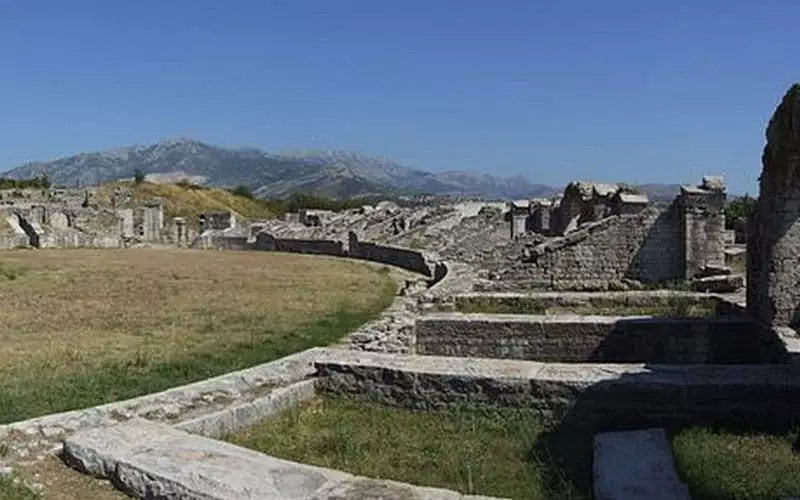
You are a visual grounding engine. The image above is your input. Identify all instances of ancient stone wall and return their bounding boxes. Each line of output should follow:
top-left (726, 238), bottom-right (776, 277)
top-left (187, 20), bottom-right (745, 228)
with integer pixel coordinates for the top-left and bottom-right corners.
top-left (490, 205), bottom-right (683, 290)
top-left (192, 233), bottom-right (249, 251)
top-left (680, 179), bottom-right (727, 279)
top-left (200, 212), bottom-right (236, 232)
top-left (748, 83), bottom-right (800, 328)
top-left (315, 351), bottom-right (800, 429)
top-left (254, 232), bottom-right (344, 256)
top-left (415, 314), bottom-right (760, 364)
top-left (38, 232), bottom-right (123, 249)
top-left (349, 232), bottom-right (432, 277)
top-left (0, 234), bottom-right (29, 249)
top-left (134, 206), bottom-right (163, 242)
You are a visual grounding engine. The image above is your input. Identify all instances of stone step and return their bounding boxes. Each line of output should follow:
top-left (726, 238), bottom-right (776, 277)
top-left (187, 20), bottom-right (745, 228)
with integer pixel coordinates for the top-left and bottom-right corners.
top-left (63, 418), bottom-right (500, 500)
top-left (312, 349), bottom-right (800, 429)
top-left (593, 428), bottom-right (690, 500)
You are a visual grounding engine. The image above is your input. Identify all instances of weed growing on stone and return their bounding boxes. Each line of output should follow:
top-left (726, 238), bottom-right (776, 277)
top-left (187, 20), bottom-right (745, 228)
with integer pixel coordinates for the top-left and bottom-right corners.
top-left (225, 395), bottom-right (592, 499)
top-left (0, 249), bottom-right (396, 423)
top-left (672, 426), bottom-right (800, 500)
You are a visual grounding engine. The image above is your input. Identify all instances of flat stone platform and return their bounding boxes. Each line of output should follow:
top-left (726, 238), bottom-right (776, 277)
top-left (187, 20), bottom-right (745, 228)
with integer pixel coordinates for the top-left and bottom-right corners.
top-left (63, 418), bottom-right (501, 500)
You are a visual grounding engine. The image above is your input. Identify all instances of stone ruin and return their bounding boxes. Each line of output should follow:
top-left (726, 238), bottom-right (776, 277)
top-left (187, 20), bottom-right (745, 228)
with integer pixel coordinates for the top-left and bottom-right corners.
top-left (483, 175), bottom-right (733, 292)
top-left (0, 187), bottom-right (168, 249)
top-left (748, 83), bottom-right (800, 329)
top-left (9, 84), bottom-right (800, 500)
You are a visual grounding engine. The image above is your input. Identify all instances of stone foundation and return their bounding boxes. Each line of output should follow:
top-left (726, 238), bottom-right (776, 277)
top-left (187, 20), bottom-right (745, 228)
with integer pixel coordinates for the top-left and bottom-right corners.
top-left (416, 313), bottom-right (763, 364)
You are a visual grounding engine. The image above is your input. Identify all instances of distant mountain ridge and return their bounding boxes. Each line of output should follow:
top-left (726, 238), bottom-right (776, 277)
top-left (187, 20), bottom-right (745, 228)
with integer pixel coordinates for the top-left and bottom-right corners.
top-left (2, 138), bottom-right (681, 201)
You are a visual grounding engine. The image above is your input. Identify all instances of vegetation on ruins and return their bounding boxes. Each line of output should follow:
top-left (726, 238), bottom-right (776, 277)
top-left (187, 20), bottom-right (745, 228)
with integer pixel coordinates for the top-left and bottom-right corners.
top-left (0, 175), bottom-right (51, 190)
top-left (225, 394), bottom-right (592, 499)
top-left (93, 181), bottom-right (277, 225)
top-left (0, 249), bottom-right (395, 423)
top-left (672, 426), bottom-right (800, 499)
top-left (725, 193), bottom-right (756, 229)
top-left (133, 168), bottom-right (146, 185)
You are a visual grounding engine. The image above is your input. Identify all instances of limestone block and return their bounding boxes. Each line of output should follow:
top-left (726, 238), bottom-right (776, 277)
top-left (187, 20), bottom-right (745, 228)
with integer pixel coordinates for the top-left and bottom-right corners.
top-left (593, 428), bottom-right (690, 500)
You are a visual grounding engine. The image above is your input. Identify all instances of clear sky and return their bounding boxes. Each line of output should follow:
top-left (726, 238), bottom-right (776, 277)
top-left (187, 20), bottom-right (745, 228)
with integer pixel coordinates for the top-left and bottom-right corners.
top-left (1, 1), bottom-right (797, 194)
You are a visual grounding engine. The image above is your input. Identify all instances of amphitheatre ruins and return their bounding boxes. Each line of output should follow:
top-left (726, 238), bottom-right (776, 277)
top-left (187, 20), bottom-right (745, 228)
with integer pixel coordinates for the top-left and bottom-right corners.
top-left (0, 85), bottom-right (800, 499)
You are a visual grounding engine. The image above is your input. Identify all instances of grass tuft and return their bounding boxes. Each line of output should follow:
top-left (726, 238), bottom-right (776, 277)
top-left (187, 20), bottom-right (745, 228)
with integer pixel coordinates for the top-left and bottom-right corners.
top-left (0, 475), bottom-right (39, 500)
top-left (225, 395), bottom-right (592, 499)
top-left (673, 426), bottom-right (800, 500)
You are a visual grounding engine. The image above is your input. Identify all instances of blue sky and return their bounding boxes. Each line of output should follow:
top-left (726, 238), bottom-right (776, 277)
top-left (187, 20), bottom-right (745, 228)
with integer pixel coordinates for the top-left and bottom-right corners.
top-left (1, 1), bottom-right (797, 194)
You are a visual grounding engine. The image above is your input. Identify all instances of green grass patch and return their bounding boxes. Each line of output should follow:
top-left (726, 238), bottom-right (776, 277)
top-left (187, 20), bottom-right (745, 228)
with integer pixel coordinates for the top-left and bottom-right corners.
top-left (0, 298), bottom-right (393, 424)
top-left (224, 395), bottom-right (592, 499)
top-left (0, 476), bottom-right (38, 500)
top-left (672, 427), bottom-right (800, 500)
top-left (0, 263), bottom-right (26, 282)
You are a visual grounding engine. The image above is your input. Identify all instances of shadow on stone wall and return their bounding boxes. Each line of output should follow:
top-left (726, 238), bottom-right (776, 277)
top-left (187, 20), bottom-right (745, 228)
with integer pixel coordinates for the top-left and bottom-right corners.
top-left (586, 317), bottom-right (763, 364)
top-left (626, 201), bottom-right (683, 284)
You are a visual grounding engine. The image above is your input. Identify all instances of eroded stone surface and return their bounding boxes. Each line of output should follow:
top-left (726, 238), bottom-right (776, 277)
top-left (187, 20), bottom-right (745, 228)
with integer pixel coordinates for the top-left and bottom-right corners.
top-left (748, 83), bottom-right (800, 328)
top-left (593, 428), bottom-right (690, 500)
top-left (63, 418), bottom-right (501, 500)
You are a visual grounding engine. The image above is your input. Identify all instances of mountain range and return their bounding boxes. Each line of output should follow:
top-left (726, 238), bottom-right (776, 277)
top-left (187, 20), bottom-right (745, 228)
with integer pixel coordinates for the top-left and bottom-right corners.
top-left (1, 138), bottom-right (681, 201)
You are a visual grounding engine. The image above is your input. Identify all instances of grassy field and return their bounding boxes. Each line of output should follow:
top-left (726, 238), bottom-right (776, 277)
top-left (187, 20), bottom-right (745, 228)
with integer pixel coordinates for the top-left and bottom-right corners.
top-left (225, 395), bottom-right (592, 499)
top-left (673, 427), bottom-right (800, 500)
top-left (93, 181), bottom-right (275, 226)
top-left (455, 295), bottom-right (718, 317)
top-left (0, 248), bottom-right (396, 423)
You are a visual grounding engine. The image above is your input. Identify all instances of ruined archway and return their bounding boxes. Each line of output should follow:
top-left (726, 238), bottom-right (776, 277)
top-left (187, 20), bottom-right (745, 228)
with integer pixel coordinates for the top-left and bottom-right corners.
top-left (747, 83), bottom-right (800, 327)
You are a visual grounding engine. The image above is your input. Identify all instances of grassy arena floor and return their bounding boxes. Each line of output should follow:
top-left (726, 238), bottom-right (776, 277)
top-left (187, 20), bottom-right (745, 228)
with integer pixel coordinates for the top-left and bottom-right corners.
top-left (0, 248), bottom-right (396, 424)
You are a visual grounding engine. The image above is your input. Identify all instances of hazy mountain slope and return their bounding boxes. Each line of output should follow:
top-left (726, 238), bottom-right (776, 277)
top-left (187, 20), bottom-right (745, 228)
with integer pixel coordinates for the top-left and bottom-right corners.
top-left (2, 137), bottom-right (680, 201)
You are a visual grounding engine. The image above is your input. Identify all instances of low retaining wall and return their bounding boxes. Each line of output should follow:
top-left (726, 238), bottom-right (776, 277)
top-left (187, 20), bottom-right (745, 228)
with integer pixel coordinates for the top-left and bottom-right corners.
top-left (416, 313), bottom-right (763, 364)
top-left (251, 231), bottom-right (445, 283)
top-left (314, 350), bottom-right (800, 429)
top-left (451, 291), bottom-right (735, 315)
top-left (39, 232), bottom-right (123, 249)
top-left (348, 232), bottom-right (431, 277)
top-left (348, 231), bottom-right (432, 277)
top-left (192, 231), bottom-right (249, 251)
top-left (254, 232), bottom-right (344, 256)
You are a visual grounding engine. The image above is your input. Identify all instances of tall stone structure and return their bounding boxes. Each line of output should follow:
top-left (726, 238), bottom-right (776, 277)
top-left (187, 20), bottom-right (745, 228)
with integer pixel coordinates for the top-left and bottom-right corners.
top-left (748, 84), bottom-right (800, 327)
top-left (679, 176), bottom-right (726, 279)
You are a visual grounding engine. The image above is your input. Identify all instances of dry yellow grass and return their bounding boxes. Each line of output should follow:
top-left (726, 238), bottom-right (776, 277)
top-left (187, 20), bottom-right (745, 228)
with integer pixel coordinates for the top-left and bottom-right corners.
top-left (0, 248), bottom-right (396, 423)
top-left (93, 181), bottom-right (275, 224)
top-left (0, 248), bottom-right (389, 376)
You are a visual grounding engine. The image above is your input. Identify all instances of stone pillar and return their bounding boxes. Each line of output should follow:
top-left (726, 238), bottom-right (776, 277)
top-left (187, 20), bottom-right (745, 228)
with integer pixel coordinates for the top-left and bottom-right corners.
top-left (679, 177), bottom-right (727, 279)
top-left (511, 213), bottom-right (527, 239)
top-left (748, 84), bottom-right (800, 328)
top-left (173, 217), bottom-right (186, 246)
top-left (348, 231), bottom-right (360, 257)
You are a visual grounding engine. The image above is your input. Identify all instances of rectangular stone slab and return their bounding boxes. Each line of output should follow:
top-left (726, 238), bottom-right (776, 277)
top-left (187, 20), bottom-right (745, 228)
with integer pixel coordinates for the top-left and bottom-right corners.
top-left (63, 418), bottom-right (501, 500)
top-left (593, 428), bottom-right (690, 500)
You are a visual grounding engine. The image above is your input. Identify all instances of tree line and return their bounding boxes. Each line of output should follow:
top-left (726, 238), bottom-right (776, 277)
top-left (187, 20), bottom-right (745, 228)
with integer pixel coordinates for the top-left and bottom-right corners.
top-left (0, 175), bottom-right (52, 190)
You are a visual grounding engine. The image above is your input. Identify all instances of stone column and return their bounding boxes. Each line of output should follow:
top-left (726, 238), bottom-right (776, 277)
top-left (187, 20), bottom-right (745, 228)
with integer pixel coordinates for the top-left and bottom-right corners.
top-left (679, 177), bottom-right (727, 279)
top-left (747, 84), bottom-right (800, 327)
top-left (173, 217), bottom-right (186, 246)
